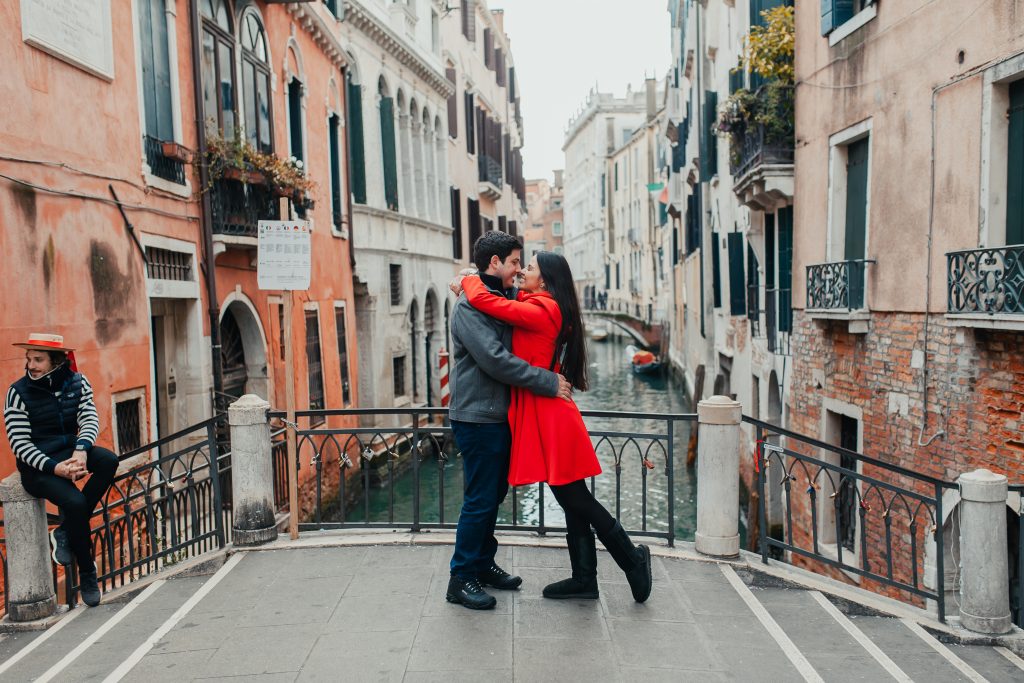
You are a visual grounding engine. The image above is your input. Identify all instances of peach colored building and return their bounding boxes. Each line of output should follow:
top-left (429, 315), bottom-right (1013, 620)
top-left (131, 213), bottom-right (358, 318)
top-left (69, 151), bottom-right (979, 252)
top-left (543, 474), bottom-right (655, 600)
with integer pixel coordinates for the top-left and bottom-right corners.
top-left (789, 0), bottom-right (1024, 620)
top-left (523, 173), bottom-right (564, 265)
top-left (0, 1), bottom-right (359, 501)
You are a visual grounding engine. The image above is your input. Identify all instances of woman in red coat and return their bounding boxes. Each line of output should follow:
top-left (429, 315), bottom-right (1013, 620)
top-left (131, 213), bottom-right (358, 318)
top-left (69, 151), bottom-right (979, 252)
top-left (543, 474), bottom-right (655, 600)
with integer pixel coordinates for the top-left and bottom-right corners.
top-left (456, 251), bottom-right (652, 603)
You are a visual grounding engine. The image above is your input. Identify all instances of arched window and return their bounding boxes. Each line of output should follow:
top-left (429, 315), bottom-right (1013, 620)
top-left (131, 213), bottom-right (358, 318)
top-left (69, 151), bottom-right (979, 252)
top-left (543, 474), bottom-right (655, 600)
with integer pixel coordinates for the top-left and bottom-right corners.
top-left (240, 9), bottom-right (272, 153)
top-left (200, 0), bottom-right (235, 138)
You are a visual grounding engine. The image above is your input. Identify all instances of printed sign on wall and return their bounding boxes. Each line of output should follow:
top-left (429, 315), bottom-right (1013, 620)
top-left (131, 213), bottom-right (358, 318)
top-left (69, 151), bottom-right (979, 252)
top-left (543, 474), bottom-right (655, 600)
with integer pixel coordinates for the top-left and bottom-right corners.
top-left (257, 221), bottom-right (312, 291)
top-left (21, 0), bottom-right (115, 80)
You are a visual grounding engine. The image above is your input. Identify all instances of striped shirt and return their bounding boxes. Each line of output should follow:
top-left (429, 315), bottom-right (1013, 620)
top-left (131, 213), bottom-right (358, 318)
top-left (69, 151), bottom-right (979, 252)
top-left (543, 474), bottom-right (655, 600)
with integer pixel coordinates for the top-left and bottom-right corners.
top-left (4, 375), bottom-right (100, 473)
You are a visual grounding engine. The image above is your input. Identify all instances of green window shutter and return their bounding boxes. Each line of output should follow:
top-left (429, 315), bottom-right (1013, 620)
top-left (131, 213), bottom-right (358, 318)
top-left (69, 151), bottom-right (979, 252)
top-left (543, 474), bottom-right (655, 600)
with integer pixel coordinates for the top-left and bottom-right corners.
top-left (329, 114), bottom-right (342, 228)
top-left (777, 207), bottom-right (793, 332)
top-left (727, 233), bottom-right (747, 316)
top-left (822, 0), bottom-right (854, 36)
top-left (712, 232), bottom-right (722, 308)
top-left (1007, 79), bottom-right (1024, 245)
top-left (346, 79), bottom-right (366, 204)
top-left (746, 243), bottom-right (759, 322)
top-left (843, 137), bottom-right (869, 261)
top-left (765, 212), bottom-right (776, 289)
top-left (380, 96), bottom-right (399, 211)
top-left (288, 79), bottom-right (304, 164)
top-left (451, 187), bottom-right (463, 259)
top-left (701, 90), bottom-right (718, 179)
top-left (465, 92), bottom-right (475, 154)
top-left (139, 0), bottom-right (173, 140)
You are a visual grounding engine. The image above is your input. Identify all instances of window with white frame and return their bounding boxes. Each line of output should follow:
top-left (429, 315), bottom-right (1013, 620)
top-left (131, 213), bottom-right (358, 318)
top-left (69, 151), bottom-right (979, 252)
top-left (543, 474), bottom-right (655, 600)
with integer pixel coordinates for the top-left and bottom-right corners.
top-left (552, 221), bottom-right (563, 236)
top-left (137, 0), bottom-right (184, 185)
top-left (826, 121), bottom-right (872, 308)
top-left (822, 0), bottom-right (877, 46)
top-left (817, 402), bottom-right (863, 573)
top-left (240, 9), bottom-right (273, 154)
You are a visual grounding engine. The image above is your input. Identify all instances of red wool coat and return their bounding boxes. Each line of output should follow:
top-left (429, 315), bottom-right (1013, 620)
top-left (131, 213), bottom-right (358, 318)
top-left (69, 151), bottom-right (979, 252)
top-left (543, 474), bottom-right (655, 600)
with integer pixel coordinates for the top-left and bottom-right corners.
top-left (463, 277), bottom-right (602, 486)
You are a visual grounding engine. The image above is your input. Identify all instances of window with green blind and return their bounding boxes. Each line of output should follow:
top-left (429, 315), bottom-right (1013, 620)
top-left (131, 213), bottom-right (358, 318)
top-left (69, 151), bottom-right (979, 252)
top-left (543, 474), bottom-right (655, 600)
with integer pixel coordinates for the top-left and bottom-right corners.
top-left (820, 0), bottom-right (856, 36)
top-left (727, 233), bottom-right (747, 316)
top-left (329, 114), bottom-right (343, 229)
top-left (346, 77), bottom-right (366, 204)
top-left (711, 232), bottom-right (722, 308)
top-left (379, 96), bottom-right (399, 211)
top-left (1008, 79), bottom-right (1024, 245)
top-left (701, 91), bottom-right (718, 179)
top-left (138, 0), bottom-right (173, 142)
top-left (777, 207), bottom-right (793, 332)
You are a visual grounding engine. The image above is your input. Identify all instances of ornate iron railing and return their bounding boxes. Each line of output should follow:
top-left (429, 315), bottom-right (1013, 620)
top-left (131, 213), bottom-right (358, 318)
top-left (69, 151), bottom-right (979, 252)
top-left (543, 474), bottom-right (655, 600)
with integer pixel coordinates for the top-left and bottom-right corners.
top-left (143, 135), bottom-right (186, 185)
top-left (806, 260), bottom-right (872, 311)
top-left (747, 416), bottom-right (950, 622)
top-left (210, 177), bottom-right (280, 238)
top-left (947, 245), bottom-right (1024, 315)
top-left (728, 85), bottom-right (795, 180)
top-left (266, 407), bottom-right (691, 545)
top-left (731, 124), bottom-right (795, 180)
top-left (478, 154), bottom-right (503, 188)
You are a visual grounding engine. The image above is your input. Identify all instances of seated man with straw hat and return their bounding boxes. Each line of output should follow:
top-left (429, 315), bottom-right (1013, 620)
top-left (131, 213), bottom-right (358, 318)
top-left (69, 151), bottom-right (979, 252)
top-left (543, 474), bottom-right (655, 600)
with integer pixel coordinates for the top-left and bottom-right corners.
top-left (3, 333), bottom-right (118, 606)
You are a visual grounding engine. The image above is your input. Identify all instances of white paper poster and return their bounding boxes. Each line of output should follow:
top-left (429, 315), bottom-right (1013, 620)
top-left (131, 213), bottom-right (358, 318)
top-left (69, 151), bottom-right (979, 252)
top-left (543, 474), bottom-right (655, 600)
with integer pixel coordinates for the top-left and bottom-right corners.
top-left (257, 221), bottom-right (311, 291)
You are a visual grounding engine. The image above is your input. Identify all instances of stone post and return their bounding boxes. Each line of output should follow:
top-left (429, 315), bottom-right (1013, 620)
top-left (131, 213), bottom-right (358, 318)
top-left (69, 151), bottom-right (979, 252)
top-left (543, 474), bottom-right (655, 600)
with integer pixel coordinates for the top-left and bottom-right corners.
top-left (957, 468), bottom-right (1011, 634)
top-left (228, 394), bottom-right (278, 546)
top-left (695, 395), bottom-right (742, 558)
top-left (0, 473), bottom-right (56, 621)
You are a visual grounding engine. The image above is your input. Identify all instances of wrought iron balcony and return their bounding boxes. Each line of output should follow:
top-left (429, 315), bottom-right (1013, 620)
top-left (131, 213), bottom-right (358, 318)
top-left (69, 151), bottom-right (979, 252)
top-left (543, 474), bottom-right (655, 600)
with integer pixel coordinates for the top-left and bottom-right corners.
top-left (730, 124), bottom-right (794, 181)
top-left (143, 135), bottom-right (186, 185)
top-left (806, 260), bottom-right (872, 311)
top-left (210, 176), bottom-right (281, 240)
top-left (478, 154), bottom-right (503, 199)
top-left (947, 245), bottom-right (1024, 315)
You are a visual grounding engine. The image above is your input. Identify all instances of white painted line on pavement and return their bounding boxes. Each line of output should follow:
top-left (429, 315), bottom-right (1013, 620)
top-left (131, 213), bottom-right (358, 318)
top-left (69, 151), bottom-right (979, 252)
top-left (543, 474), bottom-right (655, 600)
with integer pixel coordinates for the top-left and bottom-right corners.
top-left (720, 565), bottom-right (824, 683)
top-left (0, 605), bottom-right (84, 677)
top-left (36, 580), bottom-right (165, 683)
top-left (807, 591), bottom-right (912, 682)
top-left (102, 551), bottom-right (246, 683)
top-left (994, 646), bottom-right (1024, 672)
top-left (900, 618), bottom-right (987, 683)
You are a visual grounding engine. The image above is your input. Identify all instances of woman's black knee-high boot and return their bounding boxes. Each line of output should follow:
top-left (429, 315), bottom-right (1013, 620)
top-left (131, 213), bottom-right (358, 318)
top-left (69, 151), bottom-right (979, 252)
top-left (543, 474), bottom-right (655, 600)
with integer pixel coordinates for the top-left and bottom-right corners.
top-left (542, 532), bottom-right (599, 599)
top-left (597, 521), bottom-right (652, 603)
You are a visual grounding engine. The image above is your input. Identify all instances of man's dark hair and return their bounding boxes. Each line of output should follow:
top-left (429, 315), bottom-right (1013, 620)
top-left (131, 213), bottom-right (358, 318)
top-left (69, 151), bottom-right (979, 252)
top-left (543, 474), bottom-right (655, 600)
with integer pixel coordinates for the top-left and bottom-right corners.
top-left (472, 231), bottom-right (523, 272)
top-left (47, 351), bottom-right (67, 367)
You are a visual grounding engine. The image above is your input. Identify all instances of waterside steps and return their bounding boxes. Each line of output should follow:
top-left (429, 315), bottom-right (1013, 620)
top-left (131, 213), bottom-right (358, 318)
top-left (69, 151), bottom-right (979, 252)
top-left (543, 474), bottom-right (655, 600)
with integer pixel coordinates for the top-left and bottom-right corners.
top-left (1, 534), bottom-right (1022, 682)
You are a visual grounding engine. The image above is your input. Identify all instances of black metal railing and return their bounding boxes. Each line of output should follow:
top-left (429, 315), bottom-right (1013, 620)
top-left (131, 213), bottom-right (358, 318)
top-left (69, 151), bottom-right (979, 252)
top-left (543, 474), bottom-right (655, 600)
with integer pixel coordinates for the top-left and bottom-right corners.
top-left (806, 260), bottom-right (872, 311)
top-left (728, 84), bottom-right (795, 180)
top-left (266, 407), bottom-right (691, 545)
top-left (478, 154), bottom-right (503, 188)
top-left (0, 417), bottom-right (231, 614)
top-left (1011, 483), bottom-right (1024, 627)
top-left (143, 135), bottom-right (186, 185)
top-left (947, 245), bottom-right (1024, 315)
top-left (271, 426), bottom-right (291, 513)
top-left (210, 177), bottom-right (280, 238)
top-left (765, 287), bottom-right (791, 355)
top-left (747, 284), bottom-right (762, 338)
top-left (747, 416), bottom-right (950, 622)
top-left (731, 124), bottom-right (795, 180)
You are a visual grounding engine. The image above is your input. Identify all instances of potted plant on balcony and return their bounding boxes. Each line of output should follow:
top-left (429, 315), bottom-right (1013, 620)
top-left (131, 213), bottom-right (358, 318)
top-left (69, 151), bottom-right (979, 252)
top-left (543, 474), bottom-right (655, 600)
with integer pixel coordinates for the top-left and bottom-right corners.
top-left (160, 141), bottom-right (192, 163)
top-left (715, 5), bottom-right (795, 171)
top-left (201, 134), bottom-right (315, 200)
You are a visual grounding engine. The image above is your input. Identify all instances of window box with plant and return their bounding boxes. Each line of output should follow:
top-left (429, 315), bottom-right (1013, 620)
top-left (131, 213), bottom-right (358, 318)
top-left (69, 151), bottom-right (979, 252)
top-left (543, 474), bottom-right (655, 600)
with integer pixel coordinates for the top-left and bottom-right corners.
top-left (715, 5), bottom-right (795, 193)
top-left (202, 133), bottom-right (315, 202)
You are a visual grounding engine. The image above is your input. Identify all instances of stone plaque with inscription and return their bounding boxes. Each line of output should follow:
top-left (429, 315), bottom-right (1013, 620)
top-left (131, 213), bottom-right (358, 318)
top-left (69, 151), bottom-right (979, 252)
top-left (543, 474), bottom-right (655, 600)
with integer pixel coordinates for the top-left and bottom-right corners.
top-left (21, 0), bottom-right (115, 80)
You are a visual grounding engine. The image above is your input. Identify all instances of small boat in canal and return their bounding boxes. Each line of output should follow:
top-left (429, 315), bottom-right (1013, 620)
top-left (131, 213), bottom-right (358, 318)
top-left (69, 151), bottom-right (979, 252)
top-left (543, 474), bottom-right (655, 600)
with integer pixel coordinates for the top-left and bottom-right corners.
top-left (625, 345), bottom-right (662, 375)
top-left (590, 326), bottom-right (610, 342)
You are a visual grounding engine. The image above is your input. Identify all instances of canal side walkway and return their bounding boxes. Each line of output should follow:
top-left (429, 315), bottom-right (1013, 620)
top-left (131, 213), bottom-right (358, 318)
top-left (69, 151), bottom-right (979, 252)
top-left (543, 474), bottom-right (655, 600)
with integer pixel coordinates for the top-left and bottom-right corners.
top-left (1, 534), bottom-right (1023, 682)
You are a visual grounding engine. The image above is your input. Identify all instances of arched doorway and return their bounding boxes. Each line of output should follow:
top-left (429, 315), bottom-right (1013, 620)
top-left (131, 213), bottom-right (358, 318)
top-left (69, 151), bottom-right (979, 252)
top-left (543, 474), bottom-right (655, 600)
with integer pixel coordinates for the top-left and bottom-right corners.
top-left (765, 371), bottom-right (785, 553)
top-left (408, 300), bottom-right (419, 403)
top-left (424, 290), bottom-right (439, 406)
top-left (219, 298), bottom-right (269, 407)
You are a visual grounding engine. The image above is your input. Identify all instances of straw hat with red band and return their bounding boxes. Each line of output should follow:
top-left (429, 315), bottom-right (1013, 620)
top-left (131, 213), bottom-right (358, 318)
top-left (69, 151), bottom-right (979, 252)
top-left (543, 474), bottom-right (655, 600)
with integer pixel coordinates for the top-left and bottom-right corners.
top-left (14, 334), bottom-right (78, 371)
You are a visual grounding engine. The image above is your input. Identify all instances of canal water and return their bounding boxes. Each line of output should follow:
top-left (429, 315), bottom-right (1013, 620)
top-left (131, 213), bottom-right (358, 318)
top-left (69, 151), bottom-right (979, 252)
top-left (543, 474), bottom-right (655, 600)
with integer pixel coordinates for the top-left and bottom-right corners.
top-left (347, 332), bottom-right (700, 541)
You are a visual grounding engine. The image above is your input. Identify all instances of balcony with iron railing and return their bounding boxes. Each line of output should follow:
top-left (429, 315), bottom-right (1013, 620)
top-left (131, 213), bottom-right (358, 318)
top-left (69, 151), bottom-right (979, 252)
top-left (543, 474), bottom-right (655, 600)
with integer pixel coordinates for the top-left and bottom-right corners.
top-left (143, 134), bottom-right (187, 186)
top-left (728, 85), bottom-right (794, 212)
top-left (947, 244), bottom-right (1024, 330)
top-left (209, 176), bottom-right (282, 246)
top-left (478, 154), bottom-right (503, 200)
top-left (806, 259), bottom-right (873, 332)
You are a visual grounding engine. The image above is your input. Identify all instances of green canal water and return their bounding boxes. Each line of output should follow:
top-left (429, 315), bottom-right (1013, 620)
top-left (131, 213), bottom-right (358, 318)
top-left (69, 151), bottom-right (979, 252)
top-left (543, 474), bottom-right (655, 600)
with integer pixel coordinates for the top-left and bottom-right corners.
top-left (346, 334), bottom-right (699, 541)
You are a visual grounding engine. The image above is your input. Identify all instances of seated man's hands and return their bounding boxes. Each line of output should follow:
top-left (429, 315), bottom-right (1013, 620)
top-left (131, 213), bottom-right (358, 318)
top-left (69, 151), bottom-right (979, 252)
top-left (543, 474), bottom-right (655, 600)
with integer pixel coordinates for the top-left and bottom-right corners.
top-left (55, 459), bottom-right (87, 481)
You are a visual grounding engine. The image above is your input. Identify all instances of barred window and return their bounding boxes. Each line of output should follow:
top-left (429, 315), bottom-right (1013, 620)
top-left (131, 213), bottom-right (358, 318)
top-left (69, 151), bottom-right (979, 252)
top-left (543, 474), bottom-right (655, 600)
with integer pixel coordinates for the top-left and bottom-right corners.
top-left (305, 310), bottom-right (325, 412)
top-left (145, 247), bottom-right (193, 281)
top-left (113, 391), bottom-right (146, 454)
top-left (393, 355), bottom-right (406, 398)
top-left (390, 264), bottom-right (402, 306)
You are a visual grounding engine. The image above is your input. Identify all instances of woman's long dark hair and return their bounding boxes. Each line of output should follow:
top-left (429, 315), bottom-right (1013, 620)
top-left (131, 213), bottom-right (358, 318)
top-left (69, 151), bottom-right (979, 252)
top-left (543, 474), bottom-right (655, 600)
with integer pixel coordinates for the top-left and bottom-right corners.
top-left (536, 251), bottom-right (588, 391)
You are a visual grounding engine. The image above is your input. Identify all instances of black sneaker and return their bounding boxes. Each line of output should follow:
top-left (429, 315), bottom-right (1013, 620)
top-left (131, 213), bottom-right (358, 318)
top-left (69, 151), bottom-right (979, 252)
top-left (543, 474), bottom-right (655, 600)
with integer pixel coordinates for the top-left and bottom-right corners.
top-left (446, 575), bottom-right (497, 610)
top-left (50, 528), bottom-right (72, 566)
top-left (479, 563), bottom-right (522, 590)
top-left (79, 570), bottom-right (102, 607)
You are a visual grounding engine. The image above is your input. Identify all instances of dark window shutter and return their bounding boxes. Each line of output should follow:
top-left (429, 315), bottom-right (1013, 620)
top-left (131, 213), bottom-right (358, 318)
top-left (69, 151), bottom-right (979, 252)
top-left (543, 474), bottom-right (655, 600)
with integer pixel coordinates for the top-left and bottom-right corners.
top-left (765, 212), bottom-right (776, 289)
top-left (446, 67), bottom-right (458, 139)
top-left (462, 0), bottom-right (476, 41)
top-left (746, 243), bottom-right (759, 320)
top-left (821, 0), bottom-right (854, 35)
top-left (672, 228), bottom-right (679, 265)
top-left (711, 232), bottom-right (722, 308)
top-left (498, 215), bottom-right (507, 233)
top-left (777, 207), bottom-right (793, 331)
top-left (346, 79), bottom-right (366, 204)
top-left (727, 233), bottom-right (746, 315)
top-left (465, 92), bottom-right (475, 154)
top-left (139, 0), bottom-right (173, 140)
top-left (288, 79), bottom-right (304, 163)
top-left (329, 114), bottom-right (343, 228)
top-left (380, 97), bottom-right (399, 210)
top-left (450, 187), bottom-right (463, 259)
top-left (468, 198), bottom-right (481, 247)
top-left (508, 220), bottom-right (517, 237)
top-left (701, 90), bottom-right (718, 179)
top-left (508, 67), bottom-right (516, 102)
top-left (483, 29), bottom-right (493, 69)
top-left (1008, 79), bottom-right (1024, 244)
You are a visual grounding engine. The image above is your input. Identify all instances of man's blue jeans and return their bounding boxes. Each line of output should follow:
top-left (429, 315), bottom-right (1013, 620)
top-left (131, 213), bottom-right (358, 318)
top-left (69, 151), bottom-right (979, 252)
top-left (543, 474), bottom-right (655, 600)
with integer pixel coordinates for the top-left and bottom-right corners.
top-left (449, 420), bottom-right (511, 579)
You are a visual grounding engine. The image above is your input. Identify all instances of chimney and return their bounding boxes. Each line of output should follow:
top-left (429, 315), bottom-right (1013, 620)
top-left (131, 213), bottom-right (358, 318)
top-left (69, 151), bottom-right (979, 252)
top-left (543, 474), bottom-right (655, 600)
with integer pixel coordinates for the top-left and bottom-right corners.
top-left (645, 77), bottom-right (657, 122)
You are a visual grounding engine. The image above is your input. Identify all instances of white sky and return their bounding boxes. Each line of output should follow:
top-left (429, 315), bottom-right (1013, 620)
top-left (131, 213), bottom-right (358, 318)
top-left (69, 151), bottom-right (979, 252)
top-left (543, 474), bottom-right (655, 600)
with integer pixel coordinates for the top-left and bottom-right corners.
top-left (496, 0), bottom-right (673, 182)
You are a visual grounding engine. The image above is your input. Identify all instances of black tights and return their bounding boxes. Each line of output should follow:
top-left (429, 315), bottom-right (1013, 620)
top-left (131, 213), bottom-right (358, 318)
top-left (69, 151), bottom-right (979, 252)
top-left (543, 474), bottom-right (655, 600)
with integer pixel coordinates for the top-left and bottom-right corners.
top-left (549, 479), bottom-right (616, 537)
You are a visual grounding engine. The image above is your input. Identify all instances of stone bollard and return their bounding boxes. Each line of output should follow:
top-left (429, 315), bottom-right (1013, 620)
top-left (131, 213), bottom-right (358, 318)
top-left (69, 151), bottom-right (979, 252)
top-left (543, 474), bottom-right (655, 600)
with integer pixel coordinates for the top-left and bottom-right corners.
top-left (957, 469), bottom-right (1011, 634)
top-left (0, 473), bottom-right (57, 621)
top-left (228, 394), bottom-right (278, 546)
top-left (695, 395), bottom-right (742, 558)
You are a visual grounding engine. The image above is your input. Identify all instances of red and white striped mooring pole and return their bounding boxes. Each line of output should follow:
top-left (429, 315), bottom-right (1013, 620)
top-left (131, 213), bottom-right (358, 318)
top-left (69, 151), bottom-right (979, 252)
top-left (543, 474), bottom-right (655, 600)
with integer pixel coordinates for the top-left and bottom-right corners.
top-left (438, 348), bottom-right (450, 407)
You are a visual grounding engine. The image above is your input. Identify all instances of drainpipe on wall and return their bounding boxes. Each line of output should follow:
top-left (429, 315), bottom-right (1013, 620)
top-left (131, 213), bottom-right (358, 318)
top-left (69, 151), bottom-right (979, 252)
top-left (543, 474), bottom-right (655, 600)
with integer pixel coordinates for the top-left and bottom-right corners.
top-left (188, 0), bottom-right (225, 415)
top-left (695, 0), bottom-right (706, 340)
top-left (343, 64), bottom-right (356, 271)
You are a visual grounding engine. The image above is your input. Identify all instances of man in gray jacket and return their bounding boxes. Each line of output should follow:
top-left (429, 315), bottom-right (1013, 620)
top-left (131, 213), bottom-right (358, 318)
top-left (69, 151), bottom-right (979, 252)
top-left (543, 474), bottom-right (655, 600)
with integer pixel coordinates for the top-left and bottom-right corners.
top-left (445, 232), bottom-right (571, 610)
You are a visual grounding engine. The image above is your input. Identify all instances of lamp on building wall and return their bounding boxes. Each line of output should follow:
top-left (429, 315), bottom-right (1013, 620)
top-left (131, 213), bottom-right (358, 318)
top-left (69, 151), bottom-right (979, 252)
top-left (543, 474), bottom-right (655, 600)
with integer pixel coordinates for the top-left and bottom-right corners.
top-left (440, 2), bottom-right (457, 17)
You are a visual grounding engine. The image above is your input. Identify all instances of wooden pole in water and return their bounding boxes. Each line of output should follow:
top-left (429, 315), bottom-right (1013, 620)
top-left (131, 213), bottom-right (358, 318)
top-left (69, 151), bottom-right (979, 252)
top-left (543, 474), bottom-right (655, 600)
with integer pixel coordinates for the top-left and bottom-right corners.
top-left (285, 291), bottom-right (299, 540)
top-left (686, 364), bottom-right (705, 468)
